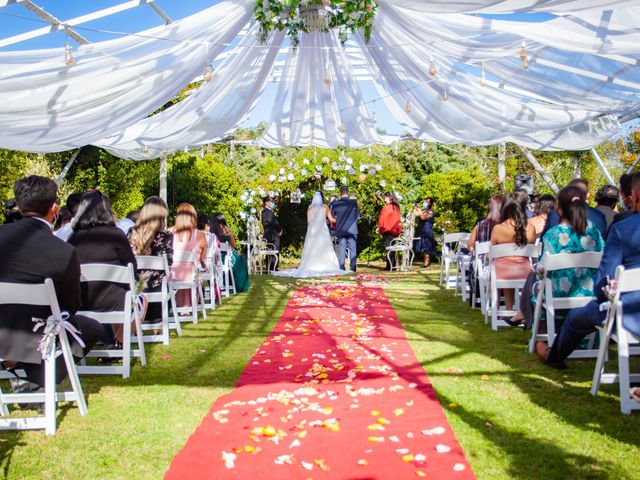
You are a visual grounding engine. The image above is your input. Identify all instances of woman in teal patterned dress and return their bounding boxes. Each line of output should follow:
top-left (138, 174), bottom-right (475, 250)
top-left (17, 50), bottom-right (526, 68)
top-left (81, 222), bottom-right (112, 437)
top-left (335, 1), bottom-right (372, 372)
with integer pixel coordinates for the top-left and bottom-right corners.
top-left (534, 186), bottom-right (604, 313)
top-left (211, 212), bottom-right (250, 293)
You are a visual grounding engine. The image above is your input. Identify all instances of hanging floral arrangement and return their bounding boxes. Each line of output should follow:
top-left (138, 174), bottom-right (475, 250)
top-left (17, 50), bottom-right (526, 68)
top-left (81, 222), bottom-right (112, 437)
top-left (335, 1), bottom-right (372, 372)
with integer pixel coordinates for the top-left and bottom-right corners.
top-left (254, 0), bottom-right (377, 47)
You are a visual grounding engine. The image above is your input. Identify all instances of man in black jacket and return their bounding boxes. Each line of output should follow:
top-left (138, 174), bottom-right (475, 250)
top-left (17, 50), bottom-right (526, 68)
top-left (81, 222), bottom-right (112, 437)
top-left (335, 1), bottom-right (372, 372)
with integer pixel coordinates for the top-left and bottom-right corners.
top-left (261, 196), bottom-right (282, 271)
top-left (0, 176), bottom-right (102, 392)
top-left (331, 186), bottom-right (360, 272)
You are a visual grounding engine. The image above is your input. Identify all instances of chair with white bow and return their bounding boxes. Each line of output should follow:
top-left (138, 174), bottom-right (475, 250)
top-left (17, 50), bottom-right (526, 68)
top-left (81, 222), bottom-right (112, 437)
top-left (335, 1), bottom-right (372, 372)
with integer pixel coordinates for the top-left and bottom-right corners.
top-left (76, 263), bottom-right (146, 378)
top-left (0, 279), bottom-right (87, 435)
top-left (528, 251), bottom-right (602, 357)
top-left (591, 266), bottom-right (640, 414)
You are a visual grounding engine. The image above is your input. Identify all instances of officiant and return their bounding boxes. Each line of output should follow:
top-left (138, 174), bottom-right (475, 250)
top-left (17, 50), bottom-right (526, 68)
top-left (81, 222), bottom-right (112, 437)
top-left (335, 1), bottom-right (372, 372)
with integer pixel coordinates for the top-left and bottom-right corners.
top-left (261, 196), bottom-right (282, 271)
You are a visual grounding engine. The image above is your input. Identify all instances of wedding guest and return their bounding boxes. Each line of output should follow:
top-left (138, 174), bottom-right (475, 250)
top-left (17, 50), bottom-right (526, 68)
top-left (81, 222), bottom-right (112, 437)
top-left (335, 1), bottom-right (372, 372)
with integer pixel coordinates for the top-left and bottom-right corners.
top-left (537, 172), bottom-right (640, 369)
top-left (68, 191), bottom-right (140, 346)
top-left (54, 205), bottom-right (72, 231)
top-left (55, 192), bottom-right (82, 241)
top-left (211, 212), bottom-right (250, 292)
top-left (413, 198), bottom-right (435, 268)
top-left (528, 194), bottom-right (555, 237)
top-left (197, 212), bottom-right (222, 285)
top-left (542, 178), bottom-right (606, 239)
top-left (514, 189), bottom-right (534, 219)
top-left (117, 210), bottom-right (139, 236)
top-left (490, 192), bottom-right (537, 312)
top-left (261, 197), bottom-right (282, 271)
top-left (2, 198), bottom-right (22, 223)
top-left (0, 176), bottom-right (102, 392)
top-left (594, 184), bottom-right (619, 230)
top-left (377, 192), bottom-right (402, 271)
top-left (508, 186), bottom-right (604, 327)
top-left (171, 203), bottom-right (207, 308)
top-left (612, 173), bottom-right (634, 226)
top-left (129, 196), bottom-right (173, 324)
top-left (468, 195), bottom-right (503, 252)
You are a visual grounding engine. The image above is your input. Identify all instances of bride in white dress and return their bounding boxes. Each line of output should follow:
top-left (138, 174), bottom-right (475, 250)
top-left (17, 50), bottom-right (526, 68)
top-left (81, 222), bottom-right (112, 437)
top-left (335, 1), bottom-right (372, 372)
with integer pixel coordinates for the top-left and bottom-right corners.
top-left (272, 191), bottom-right (346, 278)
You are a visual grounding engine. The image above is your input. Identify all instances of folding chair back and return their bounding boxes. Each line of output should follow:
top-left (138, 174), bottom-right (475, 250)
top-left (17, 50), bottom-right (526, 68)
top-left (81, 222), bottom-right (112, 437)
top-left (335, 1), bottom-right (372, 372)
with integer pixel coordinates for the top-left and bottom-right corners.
top-left (219, 242), bottom-right (237, 296)
top-left (76, 263), bottom-right (146, 378)
top-left (528, 251), bottom-right (602, 356)
top-left (201, 247), bottom-right (221, 309)
top-left (0, 279), bottom-right (87, 435)
top-left (471, 241), bottom-right (491, 315)
top-left (170, 250), bottom-right (207, 323)
top-left (488, 243), bottom-right (540, 330)
top-left (591, 266), bottom-right (640, 413)
top-left (439, 232), bottom-right (470, 289)
top-left (134, 254), bottom-right (181, 345)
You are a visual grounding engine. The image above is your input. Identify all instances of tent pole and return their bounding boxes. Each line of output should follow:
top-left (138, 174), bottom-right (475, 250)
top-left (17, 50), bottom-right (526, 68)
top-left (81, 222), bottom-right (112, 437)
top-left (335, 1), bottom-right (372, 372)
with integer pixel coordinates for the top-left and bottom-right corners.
top-left (159, 154), bottom-right (168, 202)
top-left (590, 148), bottom-right (616, 185)
top-left (56, 148), bottom-right (81, 184)
top-left (517, 145), bottom-right (559, 194)
top-left (497, 142), bottom-right (506, 189)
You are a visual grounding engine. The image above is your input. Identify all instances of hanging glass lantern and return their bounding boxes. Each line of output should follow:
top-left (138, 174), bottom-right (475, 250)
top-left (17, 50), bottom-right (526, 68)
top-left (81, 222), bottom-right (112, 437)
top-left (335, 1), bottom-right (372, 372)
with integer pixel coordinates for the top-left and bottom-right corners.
top-left (428, 58), bottom-right (436, 77)
top-left (203, 64), bottom-right (214, 82)
top-left (290, 188), bottom-right (301, 204)
top-left (64, 43), bottom-right (74, 66)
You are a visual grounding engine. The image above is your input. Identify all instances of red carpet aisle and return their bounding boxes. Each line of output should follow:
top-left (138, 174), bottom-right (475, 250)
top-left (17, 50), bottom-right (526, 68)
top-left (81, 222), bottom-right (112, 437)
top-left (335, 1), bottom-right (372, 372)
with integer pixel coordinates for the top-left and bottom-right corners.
top-left (166, 285), bottom-right (475, 479)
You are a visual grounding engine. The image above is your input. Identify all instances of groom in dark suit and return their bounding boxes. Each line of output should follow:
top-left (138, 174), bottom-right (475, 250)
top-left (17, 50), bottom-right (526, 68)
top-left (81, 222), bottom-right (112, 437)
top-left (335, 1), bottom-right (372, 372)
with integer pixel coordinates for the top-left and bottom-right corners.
top-left (331, 186), bottom-right (360, 272)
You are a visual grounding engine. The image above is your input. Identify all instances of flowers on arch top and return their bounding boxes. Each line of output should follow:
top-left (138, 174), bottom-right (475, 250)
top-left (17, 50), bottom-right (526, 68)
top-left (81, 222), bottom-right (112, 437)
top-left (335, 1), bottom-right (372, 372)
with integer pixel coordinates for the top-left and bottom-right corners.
top-left (254, 0), bottom-right (378, 47)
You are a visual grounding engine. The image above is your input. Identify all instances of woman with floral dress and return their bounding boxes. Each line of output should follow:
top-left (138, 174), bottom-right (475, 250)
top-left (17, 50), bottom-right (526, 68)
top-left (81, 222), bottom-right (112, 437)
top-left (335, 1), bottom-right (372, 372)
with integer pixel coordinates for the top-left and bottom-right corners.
top-left (537, 186), bottom-right (604, 300)
top-left (129, 196), bottom-right (173, 324)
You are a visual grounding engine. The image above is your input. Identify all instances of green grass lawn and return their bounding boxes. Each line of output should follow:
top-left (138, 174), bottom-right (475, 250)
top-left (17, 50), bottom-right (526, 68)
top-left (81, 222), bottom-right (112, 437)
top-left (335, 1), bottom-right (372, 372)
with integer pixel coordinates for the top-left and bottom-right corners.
top-left (1, 267), bottom-right (638, 479)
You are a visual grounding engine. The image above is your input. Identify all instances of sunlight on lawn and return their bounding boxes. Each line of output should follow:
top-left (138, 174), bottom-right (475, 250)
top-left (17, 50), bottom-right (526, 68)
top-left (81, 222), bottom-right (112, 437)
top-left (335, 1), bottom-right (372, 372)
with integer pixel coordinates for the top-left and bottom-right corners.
top-left (1, 268), bottom-right (638, 480)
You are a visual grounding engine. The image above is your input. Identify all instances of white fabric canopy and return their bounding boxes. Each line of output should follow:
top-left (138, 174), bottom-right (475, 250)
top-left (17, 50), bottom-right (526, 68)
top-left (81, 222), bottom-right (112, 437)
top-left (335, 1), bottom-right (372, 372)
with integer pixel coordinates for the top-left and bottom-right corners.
top-left (98, 27), bottom-right (285, 160)
top-left (0, 0), bottom-right (638, 155)
top-left (0, 0), bottom-right (254, 152)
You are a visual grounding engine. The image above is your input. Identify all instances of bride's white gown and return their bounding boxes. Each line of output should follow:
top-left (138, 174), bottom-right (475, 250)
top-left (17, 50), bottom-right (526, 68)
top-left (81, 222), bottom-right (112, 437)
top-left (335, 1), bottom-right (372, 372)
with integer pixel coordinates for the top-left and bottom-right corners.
top-left (272, 193), bottom-right (346, 278)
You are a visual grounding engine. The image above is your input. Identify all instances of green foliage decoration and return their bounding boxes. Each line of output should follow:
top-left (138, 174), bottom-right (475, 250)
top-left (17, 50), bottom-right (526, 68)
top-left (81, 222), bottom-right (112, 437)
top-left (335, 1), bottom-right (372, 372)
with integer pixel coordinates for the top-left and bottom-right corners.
top-left (254, 0), bottom-right (377, 47)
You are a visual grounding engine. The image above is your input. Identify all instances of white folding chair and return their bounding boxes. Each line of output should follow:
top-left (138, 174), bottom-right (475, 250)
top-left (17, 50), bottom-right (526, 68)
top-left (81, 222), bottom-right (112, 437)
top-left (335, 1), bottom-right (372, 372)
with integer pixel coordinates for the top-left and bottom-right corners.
top-left (528, 251), bottom-right (602, 358)
top-left (201, 246), bottom-right (221, 310)
top-left (219, 242), bottom-right (237, 297)
top-left (591, 266), bottom-right (640, 414)
top-left (0, 279), bottom-right (87, 435)
top-left (457, 251), bottom-right (472, 300)
top-left (470, 241), bottom-right (491, 317)
top-left (257, 239), bottom-right (279, 274)
top-left (76, 263), bottom-right (146, 379)
top-left (170, 250), bottom-right (207, 324)
top-left (439, 232), bottom-right (470, 289)
top-left (134, 255), bottom-right (182, 345)
top-left (488, 243), bottom-right (540, 330)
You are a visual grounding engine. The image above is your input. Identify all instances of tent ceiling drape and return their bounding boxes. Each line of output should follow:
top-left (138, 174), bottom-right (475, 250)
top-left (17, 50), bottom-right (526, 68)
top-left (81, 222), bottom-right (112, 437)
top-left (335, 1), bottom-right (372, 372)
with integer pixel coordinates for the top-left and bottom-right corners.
top-left (0, 0), bottom-right (638, 158)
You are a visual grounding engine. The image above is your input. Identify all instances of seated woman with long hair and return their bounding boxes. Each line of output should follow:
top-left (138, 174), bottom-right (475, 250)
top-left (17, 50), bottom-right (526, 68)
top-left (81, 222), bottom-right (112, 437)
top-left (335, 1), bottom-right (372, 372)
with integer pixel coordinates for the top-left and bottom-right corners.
top-left (528, 194), bottom-right (556, 238)
top-left (171, 203), bottom-right (208, 307)
top-left (68, 191), bottom-right (141, 346)
top-left (211, 212), bottom-right (250, 293)
top-left (468, 195), bottom-right (503, 252)
top-left (129, 196), bottom-right (173, 324)
top-left (490, 192), bottom-right (537, 312)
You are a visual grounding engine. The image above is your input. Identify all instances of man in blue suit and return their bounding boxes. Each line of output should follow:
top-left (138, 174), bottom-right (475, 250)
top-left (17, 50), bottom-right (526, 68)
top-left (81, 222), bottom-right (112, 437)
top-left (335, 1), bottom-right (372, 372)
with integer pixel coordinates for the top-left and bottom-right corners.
top-left (331, 186), bottom-right (360, 272)
top-left (536, 173), bottom-right (640, 369)
top-left (541, 178), bottom-right (607, 239)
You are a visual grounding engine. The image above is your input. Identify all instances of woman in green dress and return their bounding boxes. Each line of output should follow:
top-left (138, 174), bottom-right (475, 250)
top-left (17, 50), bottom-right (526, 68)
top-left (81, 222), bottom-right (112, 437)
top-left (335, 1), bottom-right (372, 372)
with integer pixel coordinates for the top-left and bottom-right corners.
top-left (211, 212), bottom-right (250, 293)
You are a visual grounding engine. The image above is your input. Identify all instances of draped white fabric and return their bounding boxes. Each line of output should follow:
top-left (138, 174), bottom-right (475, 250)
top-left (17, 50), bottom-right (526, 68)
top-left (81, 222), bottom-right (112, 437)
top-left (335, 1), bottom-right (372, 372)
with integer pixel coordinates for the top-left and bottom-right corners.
top-left (259, 32), bottom-right (382, 149)
top-left (382, 0), bottom-right (639, 14)
top-left (98, 28), bottom-right (286, 160)
top-left (0, 0), bottom-right (254, 152)
top-left (0, 0), bottom-right (638, 154)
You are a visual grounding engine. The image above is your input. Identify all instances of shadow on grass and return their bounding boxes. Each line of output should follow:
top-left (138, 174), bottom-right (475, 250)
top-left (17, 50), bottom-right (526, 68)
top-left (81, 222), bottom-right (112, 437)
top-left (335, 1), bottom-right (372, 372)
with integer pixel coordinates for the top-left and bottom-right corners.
top-left (386, 269), bottom-right (640, 478)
